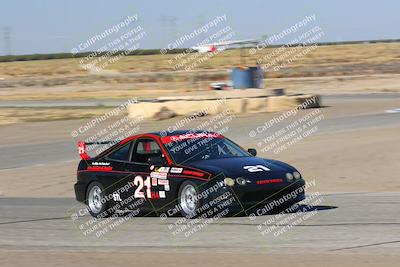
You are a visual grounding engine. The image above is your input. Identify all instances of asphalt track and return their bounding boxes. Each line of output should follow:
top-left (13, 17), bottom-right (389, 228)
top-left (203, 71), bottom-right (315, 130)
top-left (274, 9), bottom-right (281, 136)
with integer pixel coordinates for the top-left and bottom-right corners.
top-left (0, 94), bottom-right (399, 256)
top-left (0, 192), bottom-right (399, 253)
top-left (1, 94), bottom-right (400, 170)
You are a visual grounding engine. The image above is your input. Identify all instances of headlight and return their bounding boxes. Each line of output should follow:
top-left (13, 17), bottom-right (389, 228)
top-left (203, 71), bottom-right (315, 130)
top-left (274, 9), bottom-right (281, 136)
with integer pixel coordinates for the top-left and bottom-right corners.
top-left (286, 173), bottom-right (294, 181)
top-left (223, 177), bottom-right (235, 187)
top-left (236, 177), bottom-right (248, 186)
top-left (293, 171), bottom-right (301, 179)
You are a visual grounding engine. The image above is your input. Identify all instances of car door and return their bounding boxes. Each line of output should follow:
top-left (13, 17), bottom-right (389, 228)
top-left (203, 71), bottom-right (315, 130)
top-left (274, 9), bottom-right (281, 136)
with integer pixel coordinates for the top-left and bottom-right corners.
top-left (125, 137), bottom-right (171, 210)
top-left (100, 141), bottom-right (135, 203)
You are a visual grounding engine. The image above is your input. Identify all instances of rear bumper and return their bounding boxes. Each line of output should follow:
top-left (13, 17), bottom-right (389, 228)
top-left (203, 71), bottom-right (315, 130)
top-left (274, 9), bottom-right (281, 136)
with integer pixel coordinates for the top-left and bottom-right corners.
top-left (74, 181), bottom-right (87, 202)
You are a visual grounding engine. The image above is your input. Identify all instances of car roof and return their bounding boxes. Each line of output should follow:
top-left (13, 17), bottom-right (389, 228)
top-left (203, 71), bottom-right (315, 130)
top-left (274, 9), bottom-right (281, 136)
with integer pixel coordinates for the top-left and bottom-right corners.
top-left (148, 130), bottom-right (220, 137)
top-left (118, 130), bottom-right (221, 145)
top-left (95, 130), bottom-right (221, 160)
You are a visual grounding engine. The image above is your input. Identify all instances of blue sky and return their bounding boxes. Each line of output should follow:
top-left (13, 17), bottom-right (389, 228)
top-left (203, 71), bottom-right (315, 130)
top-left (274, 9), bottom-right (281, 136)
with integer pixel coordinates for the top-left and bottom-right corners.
top-left (0, 0), bottom-right (399, 55)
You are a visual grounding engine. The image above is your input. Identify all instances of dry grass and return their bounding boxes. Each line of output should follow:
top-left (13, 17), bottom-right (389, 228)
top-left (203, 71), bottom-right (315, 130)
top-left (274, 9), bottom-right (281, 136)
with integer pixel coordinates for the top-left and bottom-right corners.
top-left (1, 43), bottom-right (399, 77)
top-left (0, 107), bottom-right (116, 125)
top-left (0, 42), bottom-right (399, 104)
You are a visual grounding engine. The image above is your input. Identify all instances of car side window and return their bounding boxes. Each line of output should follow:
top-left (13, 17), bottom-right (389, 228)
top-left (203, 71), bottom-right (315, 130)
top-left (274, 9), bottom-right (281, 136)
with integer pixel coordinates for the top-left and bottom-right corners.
top-left (107, 143), bottom-right (131, 161)
top-left (132, 139), bottom-right (163, 163)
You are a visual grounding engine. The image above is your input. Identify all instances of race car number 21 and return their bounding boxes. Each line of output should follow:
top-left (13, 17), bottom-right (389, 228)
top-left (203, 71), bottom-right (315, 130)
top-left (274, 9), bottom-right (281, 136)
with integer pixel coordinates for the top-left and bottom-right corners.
top-left (133, 175), bottom-right (152, 198)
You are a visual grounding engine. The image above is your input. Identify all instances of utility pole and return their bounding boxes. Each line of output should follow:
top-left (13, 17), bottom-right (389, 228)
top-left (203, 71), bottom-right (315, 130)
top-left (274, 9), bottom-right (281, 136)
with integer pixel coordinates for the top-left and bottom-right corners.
top-left (3, 26), bottom-right (11, 55)
top-left (160, 15), bottom-right (179, 45)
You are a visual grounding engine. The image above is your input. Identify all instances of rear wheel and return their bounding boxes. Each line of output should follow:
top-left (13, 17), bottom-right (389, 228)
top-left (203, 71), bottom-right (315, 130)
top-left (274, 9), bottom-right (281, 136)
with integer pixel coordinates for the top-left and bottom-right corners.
top-left (178, 181), bottom-right (201, 218)
top-left (86, 182), bottom-right (114, 218)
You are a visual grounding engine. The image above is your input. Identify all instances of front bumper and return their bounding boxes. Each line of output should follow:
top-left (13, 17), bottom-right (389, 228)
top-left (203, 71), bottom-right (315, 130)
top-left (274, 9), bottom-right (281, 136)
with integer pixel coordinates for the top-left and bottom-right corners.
top-left (206, 179), bottom-right (305, 211)
top-left (237, 180), bottom-right (305, 207)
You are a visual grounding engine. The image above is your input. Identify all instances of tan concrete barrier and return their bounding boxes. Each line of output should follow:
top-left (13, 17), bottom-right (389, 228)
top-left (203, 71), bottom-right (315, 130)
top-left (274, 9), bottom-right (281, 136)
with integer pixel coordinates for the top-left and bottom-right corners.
top-left (128, 94), bottom-right (320, 119)
top-left (294, 94), bottom-right (321, 108)
top-left (266, 94), bottom-right (321, 112)
top-left (157, 89), bottom-right (270, 101)
top-left (266, 96), bottom-right (298, 112)
top-left (244, 98), bottom-right (268, 113)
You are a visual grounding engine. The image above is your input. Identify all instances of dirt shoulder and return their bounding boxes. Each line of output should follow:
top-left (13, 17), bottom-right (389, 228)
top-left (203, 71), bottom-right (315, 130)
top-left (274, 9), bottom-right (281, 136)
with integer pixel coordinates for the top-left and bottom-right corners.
top-left (1, 249), bottom-right (399, 267)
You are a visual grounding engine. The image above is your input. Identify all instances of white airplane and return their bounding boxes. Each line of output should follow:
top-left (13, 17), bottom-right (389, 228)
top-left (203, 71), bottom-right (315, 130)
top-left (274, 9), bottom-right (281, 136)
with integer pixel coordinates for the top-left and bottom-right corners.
top-left (192, 39), bottom-right (258, 53)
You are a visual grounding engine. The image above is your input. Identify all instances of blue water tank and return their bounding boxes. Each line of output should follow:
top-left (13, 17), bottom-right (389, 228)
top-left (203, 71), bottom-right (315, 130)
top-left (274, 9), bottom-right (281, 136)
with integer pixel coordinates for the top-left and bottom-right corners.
top-left (231, 66), bottom-right (264, 89)
top-left (231, 67), bottom-right (253, 89)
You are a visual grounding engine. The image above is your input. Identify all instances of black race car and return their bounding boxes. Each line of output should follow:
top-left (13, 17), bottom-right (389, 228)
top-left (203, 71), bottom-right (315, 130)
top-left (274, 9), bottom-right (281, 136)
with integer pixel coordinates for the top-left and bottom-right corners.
top-left (74, 130), bottom-right (305, 218)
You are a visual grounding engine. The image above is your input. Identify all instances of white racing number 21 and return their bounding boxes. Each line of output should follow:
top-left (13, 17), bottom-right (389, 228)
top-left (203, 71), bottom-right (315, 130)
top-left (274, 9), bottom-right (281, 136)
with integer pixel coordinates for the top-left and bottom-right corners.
top-left (133, 175), bottom-right (152, 198)
top-left (243, 165), bottom-right (271, 172)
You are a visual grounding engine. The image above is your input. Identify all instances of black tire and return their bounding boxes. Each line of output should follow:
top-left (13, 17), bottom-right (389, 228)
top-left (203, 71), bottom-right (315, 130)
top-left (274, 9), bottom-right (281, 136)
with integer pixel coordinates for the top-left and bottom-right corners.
top-left (178, 181), bottom-right (202, 218)
top-left (86, 181), bottom-right (115, 218)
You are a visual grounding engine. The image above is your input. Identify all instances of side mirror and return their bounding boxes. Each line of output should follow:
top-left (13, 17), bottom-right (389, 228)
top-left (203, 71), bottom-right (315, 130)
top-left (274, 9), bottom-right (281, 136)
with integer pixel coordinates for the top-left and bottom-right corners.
top-left (248, 148), bottom-right (257, 156)
top-left (147, 154), bottom-right (166, 166)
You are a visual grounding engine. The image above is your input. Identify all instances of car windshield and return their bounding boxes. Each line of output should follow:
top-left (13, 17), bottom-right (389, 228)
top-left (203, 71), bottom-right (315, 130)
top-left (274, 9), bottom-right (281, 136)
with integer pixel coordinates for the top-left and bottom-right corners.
top-left (163, 134), bottom-right (250, 164)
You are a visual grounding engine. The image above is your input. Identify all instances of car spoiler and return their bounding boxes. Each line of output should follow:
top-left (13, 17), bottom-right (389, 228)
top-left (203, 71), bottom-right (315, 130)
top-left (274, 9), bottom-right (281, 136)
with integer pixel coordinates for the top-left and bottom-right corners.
top-left (77, 141), bottom-right (119, 160)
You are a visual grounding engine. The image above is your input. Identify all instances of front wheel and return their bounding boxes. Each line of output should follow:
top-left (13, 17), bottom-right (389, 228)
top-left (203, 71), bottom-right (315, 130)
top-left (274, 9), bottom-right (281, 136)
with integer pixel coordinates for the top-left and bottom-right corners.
top-left (178, 181), bottom-right (202, 218)
top-left (86, 182), bottom-right (114, 218)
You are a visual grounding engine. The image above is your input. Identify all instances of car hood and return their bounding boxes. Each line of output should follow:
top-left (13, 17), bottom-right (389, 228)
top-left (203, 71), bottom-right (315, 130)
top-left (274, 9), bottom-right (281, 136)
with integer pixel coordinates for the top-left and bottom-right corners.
top-left (184, 156), bottom-right (297, 179)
